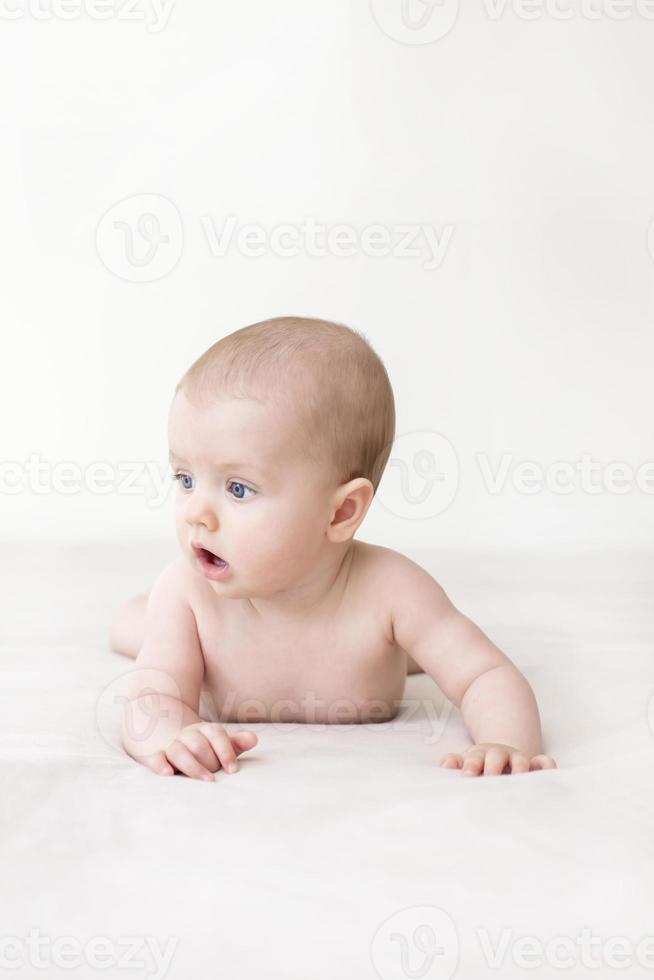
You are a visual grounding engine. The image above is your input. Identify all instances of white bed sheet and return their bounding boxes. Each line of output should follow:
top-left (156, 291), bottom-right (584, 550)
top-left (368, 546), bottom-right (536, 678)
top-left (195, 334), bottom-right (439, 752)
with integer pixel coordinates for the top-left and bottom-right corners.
top-left (1, 541), bottom-right (653, 980)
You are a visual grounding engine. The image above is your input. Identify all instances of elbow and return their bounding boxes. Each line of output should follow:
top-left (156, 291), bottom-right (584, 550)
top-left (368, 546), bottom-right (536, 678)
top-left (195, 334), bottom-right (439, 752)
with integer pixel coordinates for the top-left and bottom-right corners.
top-left (458, 661), bottom-right (516, 709)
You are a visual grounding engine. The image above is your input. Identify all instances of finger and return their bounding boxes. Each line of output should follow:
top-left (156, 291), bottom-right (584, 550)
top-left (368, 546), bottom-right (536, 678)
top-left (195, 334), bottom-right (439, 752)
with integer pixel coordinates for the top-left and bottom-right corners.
top-left (510, 752), bottom-right (531, 775)
top-left (165, 741), bottom-right (215, 781)
top-left (227, 729), bottom-right (259, 766)
top-left (462, 751), bottom-right (485, 776)
top-left (483, 748), bottom-right (510, 776)
top-left (440, 754), bottom-right (463, 769)
top-left (530, 754), bottom-right (557, 771)
top-left (231, 730), bottom-right (258, 755)
top-left (141, 751), bottom-right (174, 777)
top-left (199, 725), bottom-right (242, 773)
top-left (178, 730), bottom-right (220, 772)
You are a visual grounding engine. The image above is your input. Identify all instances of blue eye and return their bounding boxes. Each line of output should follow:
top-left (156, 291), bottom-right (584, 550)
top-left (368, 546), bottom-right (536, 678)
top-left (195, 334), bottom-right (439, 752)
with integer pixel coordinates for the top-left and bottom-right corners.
top-left (174, 473), bottom-right (194, 491)
top-left (228, 481), bottom-right (255, 500)
top-left (174, 473), bottom-right (255, 500)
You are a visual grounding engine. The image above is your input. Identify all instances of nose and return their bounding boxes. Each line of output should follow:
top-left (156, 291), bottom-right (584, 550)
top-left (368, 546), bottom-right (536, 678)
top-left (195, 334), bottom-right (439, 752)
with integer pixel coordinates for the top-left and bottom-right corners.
top-left (184, 490), bottom-right (218, 531)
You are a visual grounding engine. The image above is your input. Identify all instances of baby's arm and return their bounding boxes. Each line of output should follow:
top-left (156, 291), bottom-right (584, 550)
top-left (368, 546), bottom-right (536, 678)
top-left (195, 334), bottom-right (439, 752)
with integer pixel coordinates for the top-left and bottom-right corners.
top-left (121, 560), bottom-right (257, 780)
top-left (389, 554), bottom-right (556, 776)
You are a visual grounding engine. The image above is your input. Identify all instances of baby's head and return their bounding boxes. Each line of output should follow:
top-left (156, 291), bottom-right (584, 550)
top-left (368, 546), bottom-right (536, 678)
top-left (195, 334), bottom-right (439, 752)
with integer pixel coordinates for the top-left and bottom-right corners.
top-left (168, 316), bottom-right (395, 603)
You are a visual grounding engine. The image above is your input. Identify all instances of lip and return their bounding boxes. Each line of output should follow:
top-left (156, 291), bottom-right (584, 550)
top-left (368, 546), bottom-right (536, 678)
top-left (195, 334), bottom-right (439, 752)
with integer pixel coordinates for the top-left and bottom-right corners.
top-left (191, 543), bottom-right (230, 581)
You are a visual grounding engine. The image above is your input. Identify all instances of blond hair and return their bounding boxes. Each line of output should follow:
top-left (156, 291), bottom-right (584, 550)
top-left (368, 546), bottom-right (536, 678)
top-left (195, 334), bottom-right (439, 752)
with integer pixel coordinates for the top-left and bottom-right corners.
top-left (175, 316), bottom-right (396, 493)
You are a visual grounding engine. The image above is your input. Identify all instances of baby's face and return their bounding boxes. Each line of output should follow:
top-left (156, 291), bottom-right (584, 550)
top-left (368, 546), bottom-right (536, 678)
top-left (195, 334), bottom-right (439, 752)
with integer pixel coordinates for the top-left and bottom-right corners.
top-left (168, 389), bottom-right (337, 598)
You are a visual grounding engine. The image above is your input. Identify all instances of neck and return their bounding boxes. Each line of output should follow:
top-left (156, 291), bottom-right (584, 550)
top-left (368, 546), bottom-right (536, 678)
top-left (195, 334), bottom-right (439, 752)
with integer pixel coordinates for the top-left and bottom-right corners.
top-left (244, 539), bottom-right (357, 624)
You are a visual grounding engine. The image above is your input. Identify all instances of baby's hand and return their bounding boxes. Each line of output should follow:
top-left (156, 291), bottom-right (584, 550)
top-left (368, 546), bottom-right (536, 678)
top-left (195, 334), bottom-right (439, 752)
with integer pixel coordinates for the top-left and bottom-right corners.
top-left (440, 742), bottom-right (557, 777)
top-left (142, 722), bottom-right (258, 781)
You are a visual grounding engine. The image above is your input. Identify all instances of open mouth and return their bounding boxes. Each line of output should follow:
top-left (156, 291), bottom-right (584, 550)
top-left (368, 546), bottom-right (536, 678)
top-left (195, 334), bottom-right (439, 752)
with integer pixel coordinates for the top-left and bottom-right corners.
top-left (193, 544), bottom-right (228, 568)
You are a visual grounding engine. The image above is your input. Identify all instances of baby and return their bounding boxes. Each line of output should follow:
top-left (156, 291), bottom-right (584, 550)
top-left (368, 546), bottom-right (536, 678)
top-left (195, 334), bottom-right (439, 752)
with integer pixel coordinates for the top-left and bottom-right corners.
top-left (110, 316), bottom-right (557, 781)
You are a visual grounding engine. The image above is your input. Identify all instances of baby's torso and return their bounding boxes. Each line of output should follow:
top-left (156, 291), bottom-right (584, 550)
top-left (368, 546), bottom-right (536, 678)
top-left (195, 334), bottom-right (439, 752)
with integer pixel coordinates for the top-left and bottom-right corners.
top-left (185, 541), bottom-right (408, 724)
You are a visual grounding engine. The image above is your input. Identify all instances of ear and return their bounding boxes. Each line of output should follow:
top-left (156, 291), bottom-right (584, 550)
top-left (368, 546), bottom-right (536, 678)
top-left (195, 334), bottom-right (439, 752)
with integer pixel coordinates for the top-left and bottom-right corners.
top-left (326, 478), bottom-right (375, 544)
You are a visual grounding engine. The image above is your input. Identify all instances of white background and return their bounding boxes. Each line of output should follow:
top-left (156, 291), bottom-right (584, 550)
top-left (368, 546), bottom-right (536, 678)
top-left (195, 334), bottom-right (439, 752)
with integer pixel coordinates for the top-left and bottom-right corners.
top-left (2, 0), bottom-right (654, 550)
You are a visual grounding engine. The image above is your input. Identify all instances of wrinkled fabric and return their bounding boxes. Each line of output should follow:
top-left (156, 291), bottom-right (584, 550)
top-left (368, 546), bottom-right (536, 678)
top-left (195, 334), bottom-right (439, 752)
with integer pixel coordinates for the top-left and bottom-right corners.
top-left (1, 543), bottom-right (653, 980)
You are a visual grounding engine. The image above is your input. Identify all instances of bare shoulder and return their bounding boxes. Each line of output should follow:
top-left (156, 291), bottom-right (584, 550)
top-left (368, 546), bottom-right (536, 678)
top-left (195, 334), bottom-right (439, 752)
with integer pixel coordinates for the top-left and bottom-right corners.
top-left (166, 555), bottom-right (207, 607)
top-left (355, 540), bottom-right (446, 592)
top-left (354, 542), bottom-right (451, 629)
top-left (148, 555), bottom-right (201, 616)
top-left (155, 555), bottom-right (192, 594)
top-left (171, 554), bottom-right (226, 624)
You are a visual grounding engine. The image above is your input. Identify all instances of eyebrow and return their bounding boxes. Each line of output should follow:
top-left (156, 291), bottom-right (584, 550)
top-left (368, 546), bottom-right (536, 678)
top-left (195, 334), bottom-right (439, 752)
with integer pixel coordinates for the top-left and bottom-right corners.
top-left (168, 450), bottom-right (266, 477)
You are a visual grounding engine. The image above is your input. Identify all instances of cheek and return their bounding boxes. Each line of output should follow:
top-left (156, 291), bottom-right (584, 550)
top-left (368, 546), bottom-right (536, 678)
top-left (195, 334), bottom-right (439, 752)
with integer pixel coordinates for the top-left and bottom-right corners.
top-left (260, 500), bottom-right (324, 573)
top-left (239, 500), bottom-right (321, 565)
top-left (174, 501), bottom-right (195, 553)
